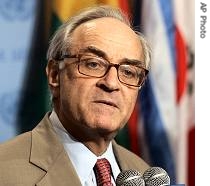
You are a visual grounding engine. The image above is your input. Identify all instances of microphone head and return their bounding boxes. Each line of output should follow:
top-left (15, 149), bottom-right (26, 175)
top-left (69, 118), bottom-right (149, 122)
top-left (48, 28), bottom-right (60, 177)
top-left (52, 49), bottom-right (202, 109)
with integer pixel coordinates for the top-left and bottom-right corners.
top-left (116, 170), bottom-right (145, 186)
top-left (143, 167), bottom-right (170, 186)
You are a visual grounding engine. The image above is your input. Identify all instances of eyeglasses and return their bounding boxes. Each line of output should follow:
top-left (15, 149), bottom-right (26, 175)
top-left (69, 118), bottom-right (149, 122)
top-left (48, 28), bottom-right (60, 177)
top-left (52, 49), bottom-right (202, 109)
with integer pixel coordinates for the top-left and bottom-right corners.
top-left (61, 54), bottom-right (149, 87)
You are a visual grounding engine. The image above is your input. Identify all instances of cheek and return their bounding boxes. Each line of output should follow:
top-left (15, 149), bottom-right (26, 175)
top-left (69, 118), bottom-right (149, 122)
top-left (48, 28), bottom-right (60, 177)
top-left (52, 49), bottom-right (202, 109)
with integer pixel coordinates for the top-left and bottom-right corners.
top-left (59, 75), bottom-right (94, 116)
top-left (59, 73), bottom-right (79, 110)
top-left (60, 68), bottom-right (87, 100)
top-left (122, 91), bottom-right (138, 120)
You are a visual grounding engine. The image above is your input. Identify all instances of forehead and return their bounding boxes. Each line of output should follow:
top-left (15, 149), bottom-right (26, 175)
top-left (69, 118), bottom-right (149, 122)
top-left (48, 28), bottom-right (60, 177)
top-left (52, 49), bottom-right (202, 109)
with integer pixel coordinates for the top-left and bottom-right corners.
top-left (70, 17), bottom-right (143, 61)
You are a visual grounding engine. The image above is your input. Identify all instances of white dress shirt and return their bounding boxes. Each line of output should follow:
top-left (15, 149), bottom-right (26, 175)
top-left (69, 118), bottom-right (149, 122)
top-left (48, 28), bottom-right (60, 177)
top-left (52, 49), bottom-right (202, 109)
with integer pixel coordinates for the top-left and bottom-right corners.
top-left (49, 111), bottom-right (121, 186)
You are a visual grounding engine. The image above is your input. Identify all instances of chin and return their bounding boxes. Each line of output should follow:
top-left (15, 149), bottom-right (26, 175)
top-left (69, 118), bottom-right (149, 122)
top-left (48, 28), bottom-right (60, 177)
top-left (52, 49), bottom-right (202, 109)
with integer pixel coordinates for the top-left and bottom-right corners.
top-left (96, 126), bottom-right (118, 140)
top-left (97, 124), bottom-right (117, 132)
top-left (83, 114), bottom-right (123, 134)
top-left (94, 120), bottom-right (120, 133)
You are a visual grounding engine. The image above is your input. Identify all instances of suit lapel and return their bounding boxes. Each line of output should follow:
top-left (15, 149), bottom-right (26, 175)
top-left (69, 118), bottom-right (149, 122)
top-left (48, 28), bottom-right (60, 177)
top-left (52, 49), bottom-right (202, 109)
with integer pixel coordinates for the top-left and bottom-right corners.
top-left (30, 113), bottom-right (82, 186)
top-left (112, 140), bottom-right (149, 175)
top-left (35, 149), bottom-right (81, 186)
top-left (112, 140), bottom-right (128, 171)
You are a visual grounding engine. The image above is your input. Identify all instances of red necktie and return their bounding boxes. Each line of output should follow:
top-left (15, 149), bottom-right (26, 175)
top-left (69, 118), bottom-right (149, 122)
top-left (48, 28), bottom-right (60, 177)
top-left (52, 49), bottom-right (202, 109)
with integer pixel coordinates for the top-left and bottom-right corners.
top-left (94, 158), bottom-right (113, 186)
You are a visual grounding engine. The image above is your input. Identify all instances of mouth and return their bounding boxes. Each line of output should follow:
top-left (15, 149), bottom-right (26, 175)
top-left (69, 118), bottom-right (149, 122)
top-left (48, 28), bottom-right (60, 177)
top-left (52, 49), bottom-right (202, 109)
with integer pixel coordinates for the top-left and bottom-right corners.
top-left (94, 100), bottom-right (118, 108)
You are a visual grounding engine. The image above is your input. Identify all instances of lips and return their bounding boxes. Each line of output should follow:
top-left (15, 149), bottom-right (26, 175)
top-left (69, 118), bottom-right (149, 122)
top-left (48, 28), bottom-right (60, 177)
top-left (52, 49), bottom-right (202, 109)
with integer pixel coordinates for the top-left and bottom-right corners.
top-left (94, 100), bottom-right (118, 108)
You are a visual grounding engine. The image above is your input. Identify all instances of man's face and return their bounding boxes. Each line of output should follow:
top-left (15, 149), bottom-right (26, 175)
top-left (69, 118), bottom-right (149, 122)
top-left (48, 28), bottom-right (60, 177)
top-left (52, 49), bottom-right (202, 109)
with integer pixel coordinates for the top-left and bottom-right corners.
top-left (48, 17), bottom-right (144, 139)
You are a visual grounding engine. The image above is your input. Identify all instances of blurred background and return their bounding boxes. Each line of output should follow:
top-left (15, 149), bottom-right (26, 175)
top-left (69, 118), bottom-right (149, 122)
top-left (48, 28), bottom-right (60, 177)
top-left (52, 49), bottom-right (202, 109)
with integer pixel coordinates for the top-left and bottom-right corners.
top-left (0, 0), bottom-right (194, 185)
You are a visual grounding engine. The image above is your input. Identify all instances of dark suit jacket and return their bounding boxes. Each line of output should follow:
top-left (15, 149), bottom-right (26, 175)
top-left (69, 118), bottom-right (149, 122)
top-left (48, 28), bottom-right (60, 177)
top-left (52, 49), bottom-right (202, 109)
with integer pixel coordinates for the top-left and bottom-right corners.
top-left (0, 113), bottom-right (149, 186)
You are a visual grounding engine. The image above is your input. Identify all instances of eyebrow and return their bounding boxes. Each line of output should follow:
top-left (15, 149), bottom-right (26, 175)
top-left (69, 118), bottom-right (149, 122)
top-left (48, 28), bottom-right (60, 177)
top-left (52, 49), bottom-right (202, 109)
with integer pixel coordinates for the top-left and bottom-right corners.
top-left (80, 46), bottom-right (108, 59)
top-left (123, 59), bottom-right (146, 68)
top-left (79, 45), bottom-right (145, 67)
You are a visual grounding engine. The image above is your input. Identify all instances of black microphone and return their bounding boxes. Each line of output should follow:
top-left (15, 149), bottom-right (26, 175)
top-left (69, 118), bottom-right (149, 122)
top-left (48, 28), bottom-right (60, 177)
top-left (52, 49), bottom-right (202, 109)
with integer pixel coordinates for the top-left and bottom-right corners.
top-left (116, 170), bottom-right (145, 186)
top-left (143, 167), bottom-right (170, 186)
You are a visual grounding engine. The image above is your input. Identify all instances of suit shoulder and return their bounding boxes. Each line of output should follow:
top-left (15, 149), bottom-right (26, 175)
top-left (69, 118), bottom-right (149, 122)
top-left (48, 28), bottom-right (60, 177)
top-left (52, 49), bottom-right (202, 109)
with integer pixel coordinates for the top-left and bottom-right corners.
top-left (0, 131), bottom-right (31, 160)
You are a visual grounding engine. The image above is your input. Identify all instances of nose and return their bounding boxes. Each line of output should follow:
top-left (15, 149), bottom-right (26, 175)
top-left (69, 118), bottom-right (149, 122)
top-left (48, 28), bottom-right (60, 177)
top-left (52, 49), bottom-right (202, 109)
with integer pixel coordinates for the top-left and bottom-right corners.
top-left (96, 66), bottom-right (120, 91)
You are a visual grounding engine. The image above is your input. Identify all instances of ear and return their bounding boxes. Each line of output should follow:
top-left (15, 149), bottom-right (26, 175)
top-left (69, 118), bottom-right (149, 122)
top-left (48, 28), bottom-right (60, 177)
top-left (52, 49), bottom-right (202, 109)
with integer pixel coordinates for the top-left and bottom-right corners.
top-left (46, 59), bottom-right (60, 98)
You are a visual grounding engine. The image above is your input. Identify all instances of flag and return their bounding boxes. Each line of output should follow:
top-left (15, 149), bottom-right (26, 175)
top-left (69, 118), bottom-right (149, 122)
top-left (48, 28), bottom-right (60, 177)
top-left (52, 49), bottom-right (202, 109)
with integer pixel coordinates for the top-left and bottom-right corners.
top-left (17, 0), bottom-right (51, 133)
top-left (125, 0), bottom-right (195, 185)
top-left (140, 0), bottom-right (177, 183)
top-left (0, 0), bottom-right (36, 142)
top-left (173, 0), bottom-right (195, 185)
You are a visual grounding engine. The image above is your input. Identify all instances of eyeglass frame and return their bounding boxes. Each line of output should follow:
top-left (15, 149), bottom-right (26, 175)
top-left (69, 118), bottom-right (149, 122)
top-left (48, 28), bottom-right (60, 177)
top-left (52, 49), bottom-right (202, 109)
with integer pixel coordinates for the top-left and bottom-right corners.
top-left (57, 53), bottom-right (149, 87)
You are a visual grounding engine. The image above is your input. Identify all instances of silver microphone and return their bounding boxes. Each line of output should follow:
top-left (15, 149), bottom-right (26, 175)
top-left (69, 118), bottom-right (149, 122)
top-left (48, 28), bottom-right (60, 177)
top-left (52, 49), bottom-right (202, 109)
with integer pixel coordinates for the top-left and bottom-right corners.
top-left (143, 167), bottom-right (170, 186)
top-left (116, 170), bottom-right (145, 186)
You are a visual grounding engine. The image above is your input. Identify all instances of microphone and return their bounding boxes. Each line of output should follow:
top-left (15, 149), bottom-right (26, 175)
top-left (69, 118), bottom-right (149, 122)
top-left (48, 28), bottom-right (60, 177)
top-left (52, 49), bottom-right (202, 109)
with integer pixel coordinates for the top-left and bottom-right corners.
top-left (116, 169), bottom-right (145, 186)
top-left (143, 167), bottom-right (170, 186)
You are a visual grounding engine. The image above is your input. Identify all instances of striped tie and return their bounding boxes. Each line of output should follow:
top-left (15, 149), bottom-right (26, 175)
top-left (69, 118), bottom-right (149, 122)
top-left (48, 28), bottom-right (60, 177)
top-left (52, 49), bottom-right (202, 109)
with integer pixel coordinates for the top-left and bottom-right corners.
top-left (94, 158), bottom-right (113, 186)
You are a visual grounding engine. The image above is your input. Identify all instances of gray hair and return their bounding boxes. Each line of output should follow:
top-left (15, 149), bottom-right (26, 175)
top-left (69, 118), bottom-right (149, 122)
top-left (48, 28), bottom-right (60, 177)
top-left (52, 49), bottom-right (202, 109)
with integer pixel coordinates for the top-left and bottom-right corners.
top-left (47, 5), bottom-right (151, 69)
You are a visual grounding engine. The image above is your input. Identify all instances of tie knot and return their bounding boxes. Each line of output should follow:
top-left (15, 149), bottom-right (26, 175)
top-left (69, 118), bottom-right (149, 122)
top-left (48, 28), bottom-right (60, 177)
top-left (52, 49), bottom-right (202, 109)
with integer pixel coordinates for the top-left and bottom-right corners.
top-left (94, 158), bottom-right (113, 186)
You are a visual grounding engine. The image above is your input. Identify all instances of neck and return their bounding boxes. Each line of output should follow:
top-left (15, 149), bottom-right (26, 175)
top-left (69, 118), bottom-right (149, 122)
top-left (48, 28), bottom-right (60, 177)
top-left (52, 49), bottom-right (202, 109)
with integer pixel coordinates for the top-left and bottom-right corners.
top-left (54, 107), bottom-right (116, 156)
top-left (69, 127), bottom-right (116, 156)
top-left (83, 140), bottom-right (110, 156)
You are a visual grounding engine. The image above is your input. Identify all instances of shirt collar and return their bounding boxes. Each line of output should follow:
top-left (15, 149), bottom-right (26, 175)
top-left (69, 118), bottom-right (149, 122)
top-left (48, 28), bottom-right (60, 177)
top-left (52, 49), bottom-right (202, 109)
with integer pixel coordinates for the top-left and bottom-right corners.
top-left (49, 110), bottom-right (119, 184)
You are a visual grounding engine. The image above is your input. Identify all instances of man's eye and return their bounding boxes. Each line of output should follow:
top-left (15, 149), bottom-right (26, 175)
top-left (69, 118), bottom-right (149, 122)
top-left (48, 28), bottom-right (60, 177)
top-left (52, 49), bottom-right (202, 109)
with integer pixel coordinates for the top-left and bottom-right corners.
top-left (81, 58), bottom-right (107, 70)
top-left (120, 66), bottom-right (137, 79)
top-left (84, 59), bottom-right (101, 69)
top-left (86, 61), bottom-right (99, 68)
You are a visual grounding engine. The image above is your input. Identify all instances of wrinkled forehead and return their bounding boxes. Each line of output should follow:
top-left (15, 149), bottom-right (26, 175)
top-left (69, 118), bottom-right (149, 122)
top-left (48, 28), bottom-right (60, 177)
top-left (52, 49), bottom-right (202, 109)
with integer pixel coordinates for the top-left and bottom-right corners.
top-left (70, 17), bottom-right (144, 61)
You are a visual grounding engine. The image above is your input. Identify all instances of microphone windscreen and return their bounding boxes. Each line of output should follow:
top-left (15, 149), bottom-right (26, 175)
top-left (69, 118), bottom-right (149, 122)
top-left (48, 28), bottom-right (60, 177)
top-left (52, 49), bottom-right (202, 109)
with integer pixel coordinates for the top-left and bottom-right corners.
top-left (116, 169), bottom-right (145, 186)
top-left (143, 167), bottom-right (170, 186)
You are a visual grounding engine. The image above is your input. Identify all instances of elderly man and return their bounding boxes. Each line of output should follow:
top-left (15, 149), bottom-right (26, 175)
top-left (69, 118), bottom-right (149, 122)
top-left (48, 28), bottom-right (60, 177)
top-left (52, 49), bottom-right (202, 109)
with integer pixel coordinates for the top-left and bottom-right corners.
top-left (0, 6), bottom-right (151, 186)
